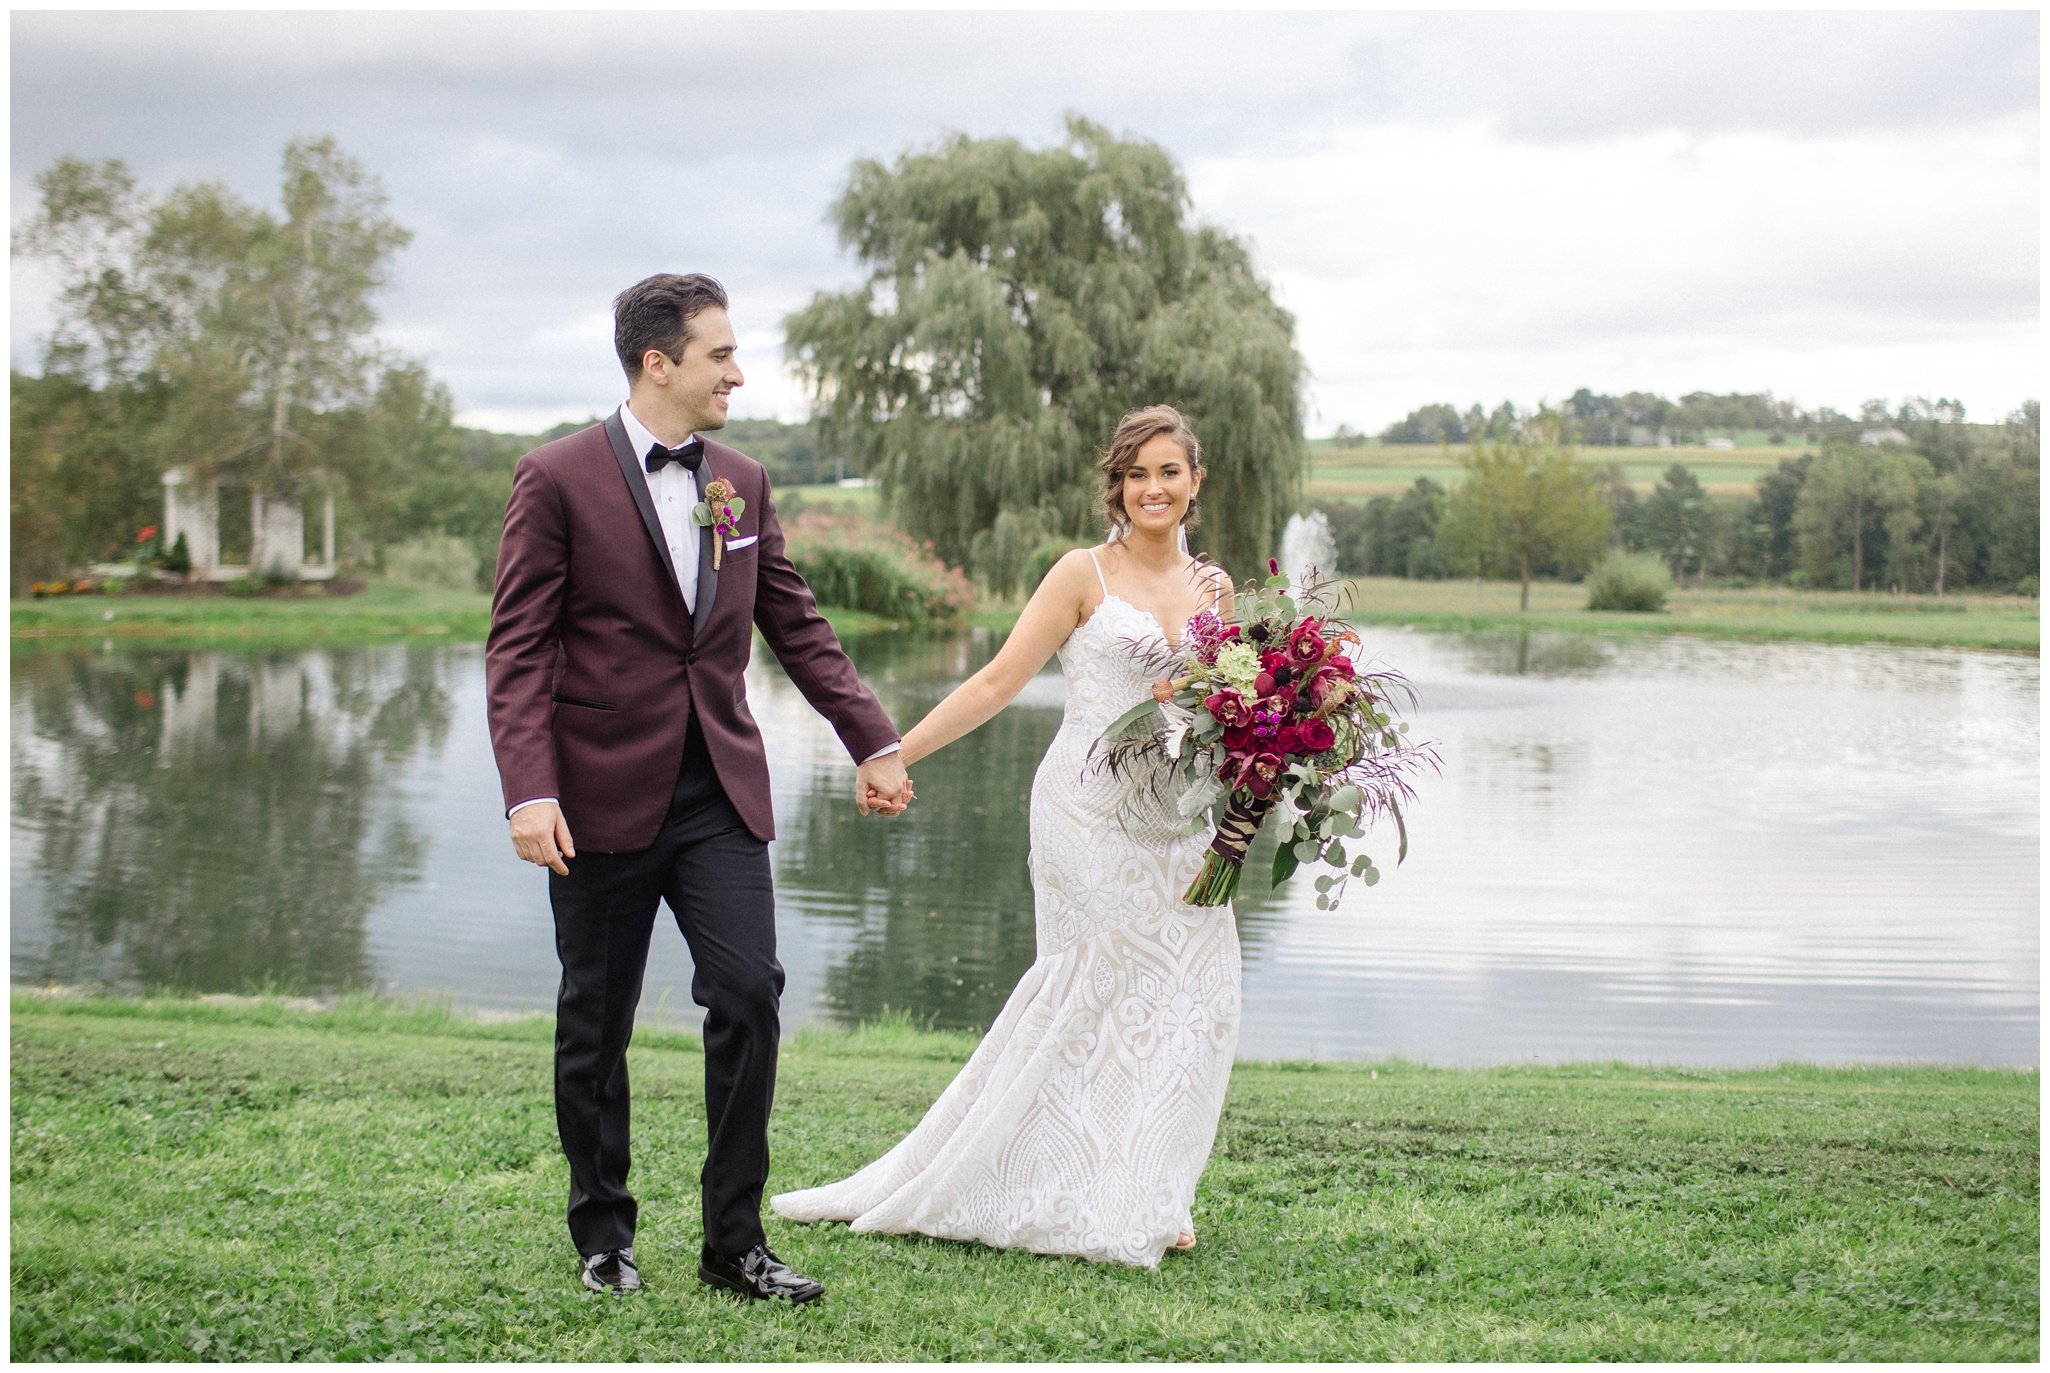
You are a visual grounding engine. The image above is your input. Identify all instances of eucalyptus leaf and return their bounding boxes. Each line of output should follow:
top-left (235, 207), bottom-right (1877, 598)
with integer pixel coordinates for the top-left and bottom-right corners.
top-left (1362, 867), bottom-right (1381, 887)
top-left (1351, 854), bottom-right (1373, 876)
top-left (1313, 874), bottom-right (1333, 893)
top-left (1326, 841), bottom-right (1347, 867)
top-left (1271, 843), bottom-right (1300, 887)
top-left (1103, 697), bottom-right (1159, 739)
top-left (1391, 801), bottom-right (1409, 865)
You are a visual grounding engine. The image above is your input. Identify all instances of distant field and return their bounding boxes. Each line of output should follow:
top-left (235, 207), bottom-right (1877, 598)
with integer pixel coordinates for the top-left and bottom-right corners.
top-left (1307, 443), bottom-right (1805, 503)
top-left (780, 482), bottom-right (882, 514)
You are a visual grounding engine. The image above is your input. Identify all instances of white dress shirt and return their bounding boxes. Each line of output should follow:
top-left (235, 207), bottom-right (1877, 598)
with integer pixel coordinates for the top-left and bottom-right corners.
top-left (617, 401), bottom-right (701, 612)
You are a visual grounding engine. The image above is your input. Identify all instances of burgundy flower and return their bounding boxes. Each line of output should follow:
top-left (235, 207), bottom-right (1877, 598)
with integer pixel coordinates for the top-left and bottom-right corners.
top-left (1275, 722), bottom-right (1306, 755)
top-left (1327, 651), bottom-right (1356, 678)
top-left (1221, 724), bottom-right (1257, 754)
top-left (1305, 666), bottom-right (1347, 708)
top-left (1241, 751), bottom-right (1284, 799)
top-left (1288, 618), bottom-right (1326, 667)
top-left (1260, 649), bottom-right (1290, 675)
top-left (1268, 558), bottom-right (1281, 575)
top-left (1271, 682), bottom-right (1298, 714)
top-left (1253, 671), bottom-right (1276, 698)
top-left (1205, 689), bottom-right (1253, 728)
top-left (1298, 718), bottom-right (1337, 753)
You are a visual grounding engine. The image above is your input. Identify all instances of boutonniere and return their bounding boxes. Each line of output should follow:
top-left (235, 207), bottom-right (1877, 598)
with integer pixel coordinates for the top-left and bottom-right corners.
top-left (692, 478), bottom-right (746, 570)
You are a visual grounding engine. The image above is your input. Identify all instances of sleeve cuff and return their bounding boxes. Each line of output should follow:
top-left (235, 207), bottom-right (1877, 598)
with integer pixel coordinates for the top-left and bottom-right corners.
top-left (860, 743), bottom-right (902, 764)
top-left (508, 797), bottom-right (559, 819)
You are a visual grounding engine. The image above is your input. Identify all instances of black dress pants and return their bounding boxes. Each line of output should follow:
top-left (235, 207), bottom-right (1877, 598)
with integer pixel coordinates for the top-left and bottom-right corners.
top-left (548, 724), bottom-right (782, 1258)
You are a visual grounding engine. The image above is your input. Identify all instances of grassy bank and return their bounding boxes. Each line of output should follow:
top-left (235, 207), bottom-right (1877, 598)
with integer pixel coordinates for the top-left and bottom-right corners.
top-left (1340, 576), bottom-right (2039, 653)
top-left (8, 583), bottom-right (898, 649)
top-left (13, 575), bottom-right (2035, 656)
top-left (11, 994), bottom-right (2036, 1361)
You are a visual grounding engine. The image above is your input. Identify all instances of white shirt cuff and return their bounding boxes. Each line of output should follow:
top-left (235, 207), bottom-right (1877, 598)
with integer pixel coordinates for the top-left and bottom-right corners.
top-left (508, 797), bottom-right (558, 818)
top-left (861, 743), bottom-right (902, 764)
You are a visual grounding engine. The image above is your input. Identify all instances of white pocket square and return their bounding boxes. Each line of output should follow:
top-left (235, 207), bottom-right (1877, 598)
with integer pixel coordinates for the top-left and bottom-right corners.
top-left (723, 534), bottom-right (759, 551)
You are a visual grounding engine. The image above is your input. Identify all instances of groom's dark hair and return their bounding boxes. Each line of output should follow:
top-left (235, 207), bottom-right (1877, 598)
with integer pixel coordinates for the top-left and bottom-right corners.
top-left (614, 273), bottom-right (730, 383)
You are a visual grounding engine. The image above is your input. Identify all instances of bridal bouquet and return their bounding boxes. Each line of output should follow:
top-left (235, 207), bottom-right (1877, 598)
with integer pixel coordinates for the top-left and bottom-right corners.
top-left (1098, 562), bottom-right (1439, 908)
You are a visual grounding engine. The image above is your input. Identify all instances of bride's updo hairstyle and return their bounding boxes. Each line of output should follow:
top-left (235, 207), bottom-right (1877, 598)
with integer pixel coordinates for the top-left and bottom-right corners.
top-left (1099, 404), bottom-right (1204, 540)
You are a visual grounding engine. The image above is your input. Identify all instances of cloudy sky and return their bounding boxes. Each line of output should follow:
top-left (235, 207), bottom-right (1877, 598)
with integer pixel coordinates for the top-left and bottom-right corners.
top-left (10, 8), bottom-right (2039, 436)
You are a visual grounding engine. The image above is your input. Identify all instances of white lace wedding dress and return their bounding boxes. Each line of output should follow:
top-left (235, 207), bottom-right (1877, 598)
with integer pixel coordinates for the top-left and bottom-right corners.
top-left (771, 561), bottom-right (1242, 1268)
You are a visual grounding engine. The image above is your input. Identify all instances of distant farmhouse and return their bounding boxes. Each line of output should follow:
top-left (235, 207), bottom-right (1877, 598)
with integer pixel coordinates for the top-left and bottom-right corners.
top-left (1859, 427), bottom-right (1913, 447)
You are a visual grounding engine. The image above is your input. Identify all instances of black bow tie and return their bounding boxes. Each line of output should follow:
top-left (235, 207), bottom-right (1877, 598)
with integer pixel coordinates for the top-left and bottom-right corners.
top-left (645, 438), bottom-right (704, 474)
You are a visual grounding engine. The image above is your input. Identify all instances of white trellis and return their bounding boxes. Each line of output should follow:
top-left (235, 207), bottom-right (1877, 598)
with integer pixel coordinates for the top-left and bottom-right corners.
top-left (161, 469), bottom-right (336, 582)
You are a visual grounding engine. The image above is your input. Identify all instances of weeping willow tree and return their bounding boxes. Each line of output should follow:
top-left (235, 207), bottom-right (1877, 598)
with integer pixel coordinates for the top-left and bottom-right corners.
top-left (785, 116), bottom-right (1306, 588)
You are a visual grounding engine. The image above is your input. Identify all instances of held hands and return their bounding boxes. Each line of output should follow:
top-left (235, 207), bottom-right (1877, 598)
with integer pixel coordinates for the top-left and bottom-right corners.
top-left (855, 753), bottom-right (914, 817)
top-left (510, 801), bottom-right (576, 875)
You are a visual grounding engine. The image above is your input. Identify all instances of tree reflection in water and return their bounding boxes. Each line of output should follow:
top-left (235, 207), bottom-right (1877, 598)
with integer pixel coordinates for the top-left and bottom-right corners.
top-left (11, 643), bottom-right (452, 995)
top-left (783, 627), bottom-right (1287, 1032)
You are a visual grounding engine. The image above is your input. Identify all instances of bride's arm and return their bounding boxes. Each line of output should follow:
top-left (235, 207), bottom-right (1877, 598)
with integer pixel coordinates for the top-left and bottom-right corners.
top-left (900, 549), bottom-right (1096, 768)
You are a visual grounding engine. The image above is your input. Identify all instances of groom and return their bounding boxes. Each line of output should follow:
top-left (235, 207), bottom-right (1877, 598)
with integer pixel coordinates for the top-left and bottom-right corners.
top-left (486, 272), bottom-right (910, 1302)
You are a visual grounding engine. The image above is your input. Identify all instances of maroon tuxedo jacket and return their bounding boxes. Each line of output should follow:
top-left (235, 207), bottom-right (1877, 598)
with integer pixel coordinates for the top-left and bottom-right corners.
top-left (485, 411), bottom-right (898, 852)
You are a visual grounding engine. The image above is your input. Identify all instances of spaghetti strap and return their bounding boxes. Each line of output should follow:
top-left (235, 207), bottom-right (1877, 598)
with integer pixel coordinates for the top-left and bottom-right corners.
top-left (1085, 547), bottom-right (1110, 595)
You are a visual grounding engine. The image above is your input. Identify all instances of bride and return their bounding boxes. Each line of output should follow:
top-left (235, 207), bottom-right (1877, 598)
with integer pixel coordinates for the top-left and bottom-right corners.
top-left (771, 404), bottom-right (1240, 1268)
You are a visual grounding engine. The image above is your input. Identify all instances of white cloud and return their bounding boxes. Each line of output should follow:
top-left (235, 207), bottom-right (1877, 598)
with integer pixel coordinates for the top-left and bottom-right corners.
top-left (10, 9), bottom-right (2038, 438)
top-left (1193, 112), bottom-right (2039, 429)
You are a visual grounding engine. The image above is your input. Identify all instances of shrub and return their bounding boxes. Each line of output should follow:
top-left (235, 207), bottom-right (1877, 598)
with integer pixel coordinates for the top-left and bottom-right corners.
top-left (782, 512), bottom-right (973, 626)
top-left (382, 534), bottom-right (482, 592)
top-left (1585, 551), bottom-right (1671, 612)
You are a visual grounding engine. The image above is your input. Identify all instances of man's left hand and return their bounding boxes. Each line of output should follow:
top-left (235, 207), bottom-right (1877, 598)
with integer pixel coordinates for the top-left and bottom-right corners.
top-left (856, 754), bottom-right (912, 817)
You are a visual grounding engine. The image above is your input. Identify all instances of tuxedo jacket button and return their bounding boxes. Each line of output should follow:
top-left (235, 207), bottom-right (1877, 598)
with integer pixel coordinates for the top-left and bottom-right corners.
top-left (686, 652), bottom-right (699, 665)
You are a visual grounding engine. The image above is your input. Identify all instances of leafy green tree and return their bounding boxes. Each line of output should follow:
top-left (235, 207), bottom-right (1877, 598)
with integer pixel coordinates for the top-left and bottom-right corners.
top-left (14, 139), bottom-right (432, 585)
top-left (1639, 463), bottom-right (1713, 582)
top-left (152, 138), bottom-right (413, 503)
top-left (1792, 441), bottom-right (1931, 590)
top-left (1380, 403), bottom-right (1467, 445)
top-left (784, 116), bottom-right (1306, 583)
top-left (1437, 422), bottom-right (1612, 609)
top-left (18, 139), bottom-right (410, 502)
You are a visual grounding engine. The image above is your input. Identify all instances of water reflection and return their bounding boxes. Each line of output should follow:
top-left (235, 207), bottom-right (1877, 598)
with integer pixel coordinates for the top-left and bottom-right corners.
top-left (11, 645), bottom-right (456, 994)
top-left (8, 626), bottom-right (2039, 1066)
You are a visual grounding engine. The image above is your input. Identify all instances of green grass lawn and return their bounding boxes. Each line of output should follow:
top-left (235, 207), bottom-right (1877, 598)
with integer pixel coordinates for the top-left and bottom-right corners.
top-left (1337, 577), bottom-right (2039, 653)
top-left (8, 581), bottom-right (900, 648)
top-left (10, 995), bottom-right (2037, 1361)
top-left (14, 576), bottom-right (2032, 655)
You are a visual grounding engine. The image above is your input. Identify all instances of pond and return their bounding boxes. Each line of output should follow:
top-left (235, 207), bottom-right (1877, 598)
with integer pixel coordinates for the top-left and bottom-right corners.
top-left (10, 625), bottom-right (2038, 1066)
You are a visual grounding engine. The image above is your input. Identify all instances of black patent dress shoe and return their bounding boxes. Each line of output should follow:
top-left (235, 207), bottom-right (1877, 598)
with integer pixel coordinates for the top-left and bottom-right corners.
top-left (580, 1247), bottom-right (641, 1294)
top-left (698, 1242), bottom-right (824, 1303)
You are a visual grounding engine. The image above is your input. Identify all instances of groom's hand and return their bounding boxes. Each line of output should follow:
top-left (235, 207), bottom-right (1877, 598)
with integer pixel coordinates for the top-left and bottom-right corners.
top-left (510, 801), bottom-right (576, 875)
top-left (856, 754), bottom-right (911, 817)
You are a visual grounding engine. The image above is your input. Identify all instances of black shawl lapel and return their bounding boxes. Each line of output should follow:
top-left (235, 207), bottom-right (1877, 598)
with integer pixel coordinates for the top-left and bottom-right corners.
top-left (692, 445), bottom-right (721, 638)
top-left (604, 410), bottom-right (690, 620)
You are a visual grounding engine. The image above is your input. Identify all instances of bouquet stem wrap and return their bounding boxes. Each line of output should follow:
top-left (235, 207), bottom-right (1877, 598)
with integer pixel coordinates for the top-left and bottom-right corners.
top-left (1184, 787), bottom-right (1277, 906)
